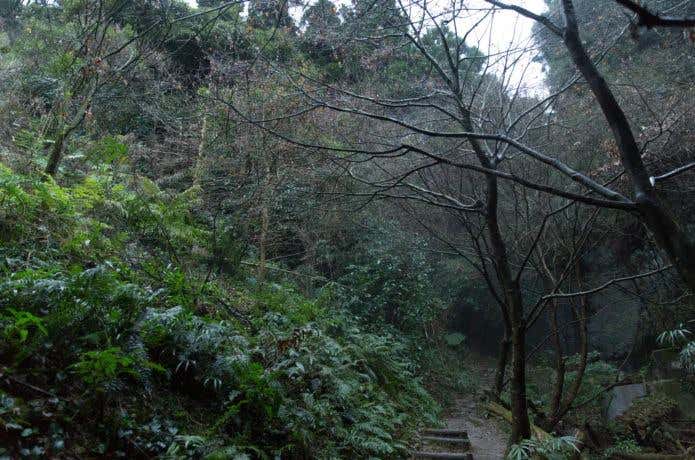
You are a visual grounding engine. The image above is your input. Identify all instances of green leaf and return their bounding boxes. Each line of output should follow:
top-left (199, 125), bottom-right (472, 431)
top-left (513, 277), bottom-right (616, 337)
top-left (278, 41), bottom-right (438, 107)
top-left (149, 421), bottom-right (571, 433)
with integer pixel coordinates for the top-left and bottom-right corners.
top-left (443, 333), bottom-right (466, 347)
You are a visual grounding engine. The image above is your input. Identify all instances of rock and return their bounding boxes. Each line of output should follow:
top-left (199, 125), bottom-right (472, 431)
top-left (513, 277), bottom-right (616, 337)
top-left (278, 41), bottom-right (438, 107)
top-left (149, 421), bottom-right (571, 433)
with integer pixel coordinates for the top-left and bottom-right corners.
top-left (607, 383), bottom-right (647, 419)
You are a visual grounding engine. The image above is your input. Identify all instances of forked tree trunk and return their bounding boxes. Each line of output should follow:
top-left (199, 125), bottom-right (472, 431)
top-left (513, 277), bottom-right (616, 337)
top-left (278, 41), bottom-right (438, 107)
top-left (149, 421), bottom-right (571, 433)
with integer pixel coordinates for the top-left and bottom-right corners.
top-left (44, 79), bottom-right (97, 178)
top-left (539, 261), bottom-right (590, 431)
top-left (458, 102), bottom-right (531, 441)
top-left (485, 173), bottom-right (531, 443)
top-left (546, 272), bottom-right (590, 429)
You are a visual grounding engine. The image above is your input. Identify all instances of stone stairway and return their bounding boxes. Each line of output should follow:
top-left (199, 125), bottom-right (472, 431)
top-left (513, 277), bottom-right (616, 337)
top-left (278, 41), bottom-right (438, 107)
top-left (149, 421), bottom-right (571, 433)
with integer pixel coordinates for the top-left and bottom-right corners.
top-left (411, 428), bottom-right (474, 459)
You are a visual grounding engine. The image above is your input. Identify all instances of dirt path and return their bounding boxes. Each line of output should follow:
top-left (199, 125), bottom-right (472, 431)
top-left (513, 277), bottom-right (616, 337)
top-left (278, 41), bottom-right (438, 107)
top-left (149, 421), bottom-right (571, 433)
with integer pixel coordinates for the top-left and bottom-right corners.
top-left (434, 360), bottom-right (509, 459)
top-left (440, 395), bottom-right (508, 459)
top-left (414, 356), bottom-right (509, 459)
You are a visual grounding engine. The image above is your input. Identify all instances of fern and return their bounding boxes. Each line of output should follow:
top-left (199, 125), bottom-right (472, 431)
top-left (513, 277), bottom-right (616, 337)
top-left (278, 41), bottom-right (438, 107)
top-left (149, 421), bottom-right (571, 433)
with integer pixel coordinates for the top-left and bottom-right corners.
top-left (657, 324), bottom-right (695, 376)
top-left (0, 163), bottom-right (441, 458)
top-left (657, 323), bottom-right (691, 346)
top-left (507, 435), bottom-right (580, 460)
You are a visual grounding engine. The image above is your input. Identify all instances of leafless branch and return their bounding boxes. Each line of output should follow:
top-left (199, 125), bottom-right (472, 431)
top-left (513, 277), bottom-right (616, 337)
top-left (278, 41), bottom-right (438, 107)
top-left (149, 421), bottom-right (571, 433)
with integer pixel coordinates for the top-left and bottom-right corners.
top-left (651, 161), bottom-right (695, 184)
top-left (484, 0), bottom-right (564, 36)
top-left (614, 0), bottom-right (695, 28)
top-left (541, 264), bottom-right (673, 300)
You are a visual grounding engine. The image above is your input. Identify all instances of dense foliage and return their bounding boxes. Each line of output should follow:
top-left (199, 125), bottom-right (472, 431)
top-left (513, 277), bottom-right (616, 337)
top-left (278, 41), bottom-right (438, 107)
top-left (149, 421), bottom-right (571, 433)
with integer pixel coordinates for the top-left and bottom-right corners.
top-left (0, 165), bottom-right (443, 458)
top-left (1, 0), bottom-right (694, 458)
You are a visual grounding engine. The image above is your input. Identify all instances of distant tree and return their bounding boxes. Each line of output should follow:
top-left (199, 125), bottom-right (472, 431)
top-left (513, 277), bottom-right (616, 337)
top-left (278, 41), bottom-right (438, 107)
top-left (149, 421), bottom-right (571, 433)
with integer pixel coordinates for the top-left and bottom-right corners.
top-left (248, 0), bottom-right (294, 30)
top-left (19, 0), bottom-right (240, 177)
top-left (0, 0), bottom-right (22, 43)
top-left (300, 0), bottom-right (341, 66)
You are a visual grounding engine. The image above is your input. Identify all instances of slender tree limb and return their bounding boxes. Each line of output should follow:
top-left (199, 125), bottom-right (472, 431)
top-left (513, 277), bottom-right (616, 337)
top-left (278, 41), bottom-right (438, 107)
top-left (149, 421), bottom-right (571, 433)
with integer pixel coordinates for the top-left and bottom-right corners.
top-left (541, 264), bottom-right (673, 300)
top-left (213, 93), bottom-right (638, 210)
top-left (651, 161), bottom-right (695, 184)
top-left (312, 100), bottom-right (632, 203)
top-left (614, 0), bottom-right (695, 28)
top-left (484, 0), bottom-right (564, 36)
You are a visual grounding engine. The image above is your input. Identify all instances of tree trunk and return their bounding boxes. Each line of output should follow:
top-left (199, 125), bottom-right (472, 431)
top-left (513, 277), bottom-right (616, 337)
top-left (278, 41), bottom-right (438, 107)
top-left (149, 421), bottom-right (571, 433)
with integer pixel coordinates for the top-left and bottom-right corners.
top-left (635, 197), bottom-right (695, 289)
top-left (547, 301), bottom-right (565, 425)
top-left (458, 103), bottom-right (531, 441)
top-left (45, 130), bottom-right (67, 178)
top-left (508, 287), bottom-right (531, 443)
top-left (494, 329), bottom-right (511, 398)
top-left (258, 205), bottom-right (269, 282)
top-left (44, 103), bottom-right (90, 178)
top-left (192, 115), bottom-right (208, 189)
top-left (548, 283), bottom-right (590, 429)
top-left (487, 401), bottom-right (551, 441)
top-left (485, 173), bottom-right (531, 443)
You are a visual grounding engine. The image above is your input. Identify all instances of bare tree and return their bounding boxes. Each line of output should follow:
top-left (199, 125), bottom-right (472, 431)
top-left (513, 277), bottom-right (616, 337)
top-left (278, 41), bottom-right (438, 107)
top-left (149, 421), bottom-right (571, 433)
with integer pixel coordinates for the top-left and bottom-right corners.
top-left (483, 0), bottom-right (695, 290)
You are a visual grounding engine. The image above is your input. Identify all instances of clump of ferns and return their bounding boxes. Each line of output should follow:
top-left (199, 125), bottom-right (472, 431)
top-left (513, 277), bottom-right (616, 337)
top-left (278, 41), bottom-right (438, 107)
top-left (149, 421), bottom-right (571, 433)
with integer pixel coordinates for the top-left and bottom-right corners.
top-left (507, 435), bottom-right (581, 460)
top-left (0, 263), bottom-right (148, 367)
top-left (339, 322), bottom-right (436, 418)
top-left (657, 323), bottom-right (695, 378)
top-left (141, 307), bottom-right (250, 395)
top-left (257, 315), bottom-right (434, 458)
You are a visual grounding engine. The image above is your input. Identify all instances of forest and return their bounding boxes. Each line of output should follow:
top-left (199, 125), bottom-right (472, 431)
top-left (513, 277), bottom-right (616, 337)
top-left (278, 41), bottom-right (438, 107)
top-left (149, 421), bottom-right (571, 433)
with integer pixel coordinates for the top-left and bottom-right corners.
top-left (0, 0), bottom-right (694, 458)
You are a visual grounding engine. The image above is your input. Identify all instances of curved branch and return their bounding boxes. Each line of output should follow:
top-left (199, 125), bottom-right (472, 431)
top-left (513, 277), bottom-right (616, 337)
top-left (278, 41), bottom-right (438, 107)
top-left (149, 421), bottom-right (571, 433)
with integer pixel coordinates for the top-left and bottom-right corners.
top-left (214, 93), bottom-right (637, 211)
top-left (484, 0), bottom-right (564, 36)
top-left (541, 264), bottom-right (673, 300)
top-left (651, 161), bottom-right (695, 184)
top-left (614, 0), bottom-right (695, 28)
top-left (315, 100), bottom-right (631, 203)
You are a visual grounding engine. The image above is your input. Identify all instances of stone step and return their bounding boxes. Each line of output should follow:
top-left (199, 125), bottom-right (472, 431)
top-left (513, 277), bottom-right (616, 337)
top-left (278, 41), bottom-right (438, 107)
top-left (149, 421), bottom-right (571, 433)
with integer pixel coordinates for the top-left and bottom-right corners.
top-left (422, 429), bottom-right (469, 438)
top-left (411, 451), bottom-right (473, 459)
top-left (421, 435), bottom-right (471, 447)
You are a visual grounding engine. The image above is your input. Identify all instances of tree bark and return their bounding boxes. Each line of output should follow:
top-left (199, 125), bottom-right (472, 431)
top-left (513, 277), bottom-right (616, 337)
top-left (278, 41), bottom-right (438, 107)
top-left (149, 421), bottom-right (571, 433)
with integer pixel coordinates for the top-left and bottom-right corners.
top-left (546, 298), bottom-right (589, 429)
top-left (258, 205), bottom-right (269, 281)
top-left (485, 173), bottom-right (531, 442)
top-left (508, 287), bottom-right (531, 442)
top-left (192, 115), bottom-right (208, 189)
top-left (460, 93), bottom-right (531, 441)
top-left (538, 259), bottom-right (590, 430)
top-left (487, 400), bottom-right (551, 441)
top-left (44, 130), bottom-right (67, 178)
top-left (494, 328), bottom-right (511, 398)
top-left (547, 301), bottom-right (565, 424)
top-left (43, 77), bottom-right (97, 178)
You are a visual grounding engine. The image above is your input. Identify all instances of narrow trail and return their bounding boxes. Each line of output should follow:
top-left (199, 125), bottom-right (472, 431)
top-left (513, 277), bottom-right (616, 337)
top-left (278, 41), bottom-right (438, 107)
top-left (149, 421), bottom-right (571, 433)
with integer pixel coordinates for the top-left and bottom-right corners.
top-left (412, 367), bottom-right (509, 459)
top-left (440, 396), bottom-right (508, 459)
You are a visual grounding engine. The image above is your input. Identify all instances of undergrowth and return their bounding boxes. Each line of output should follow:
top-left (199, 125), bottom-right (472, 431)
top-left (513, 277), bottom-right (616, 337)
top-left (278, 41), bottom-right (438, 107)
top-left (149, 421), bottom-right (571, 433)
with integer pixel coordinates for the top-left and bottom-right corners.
top-left (0, 164), bottom-right (442, 459)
